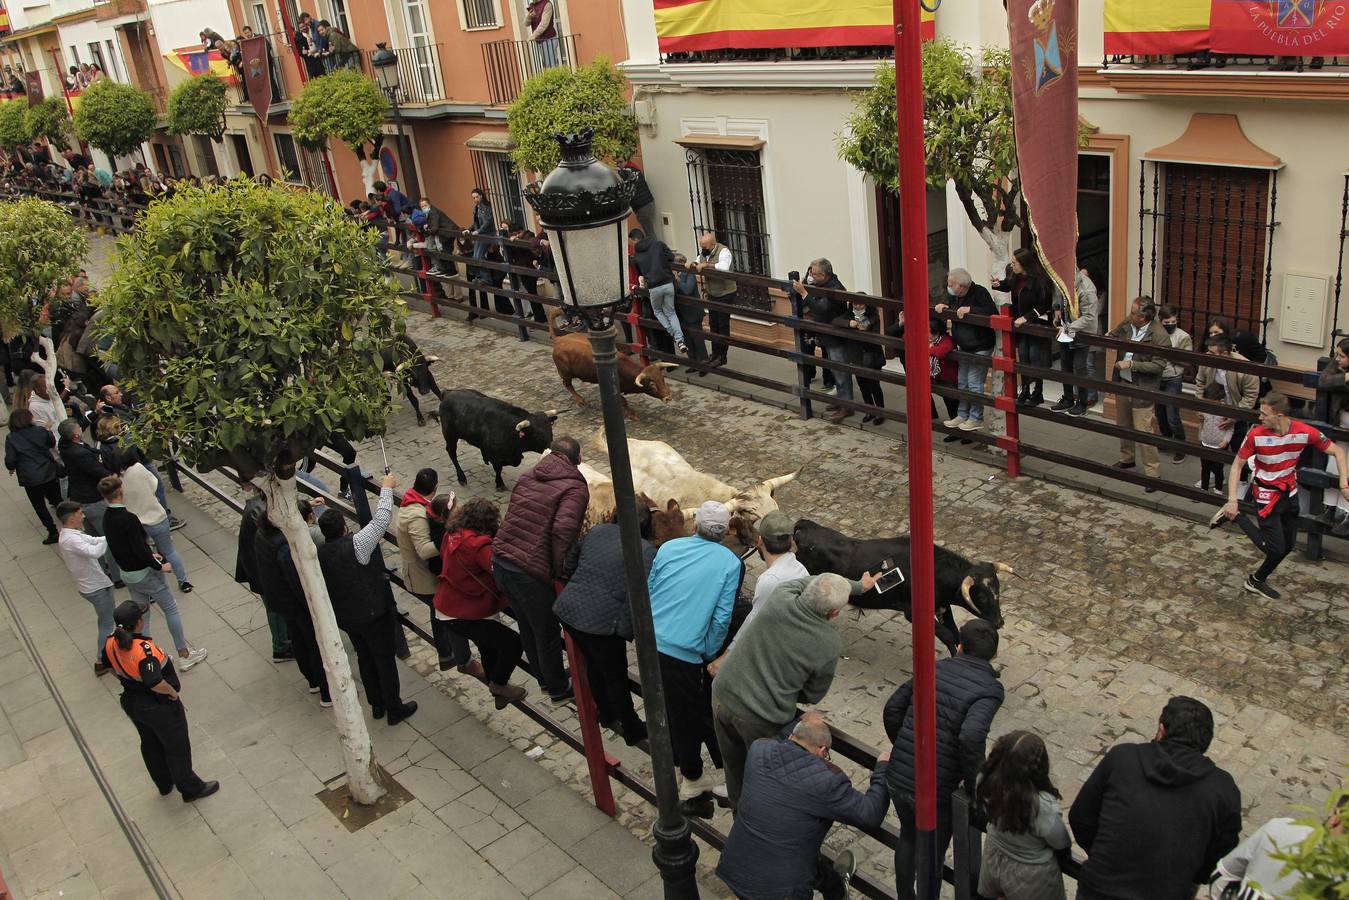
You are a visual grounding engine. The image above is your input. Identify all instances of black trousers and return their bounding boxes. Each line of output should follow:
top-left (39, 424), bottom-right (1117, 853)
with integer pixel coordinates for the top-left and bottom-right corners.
top-left (1058, 342), bottom-right (1091, 406)
top-left (1201, 458), bottom-right (1224, 490)
top-left (445, 618), bottom-right (521, 685)
top-left (279, 606), bottom-right (329, 703)
top-left (857, 373), bottom-right (885, 410)
top-left (676, 301), bottom-right (708, 363)
top-left (931, 394), bottom-right (961, 422)
top-left (344, 610), bottom-right (403, 712)
top-left (1236, 491), bottom-right (1301, 582)
top-left (493, 561), bottom-right (568, 697)
top-left (566, 627), bottom-right (642, 737)
top-left (658, 652), bottom-right (721, 780)
top-left (23, 479), bottom-right (61, 534)
top-left (119, 691), bottom-right (207, 796)
top-left (893, 793), bottom-right (953, 900)
top-left (707, 293), bottom-right (734, 361)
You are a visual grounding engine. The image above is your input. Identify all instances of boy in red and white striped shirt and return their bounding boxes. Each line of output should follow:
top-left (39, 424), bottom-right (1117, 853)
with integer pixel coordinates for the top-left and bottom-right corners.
top-left (1217, 392), bottom-right (1349, 599)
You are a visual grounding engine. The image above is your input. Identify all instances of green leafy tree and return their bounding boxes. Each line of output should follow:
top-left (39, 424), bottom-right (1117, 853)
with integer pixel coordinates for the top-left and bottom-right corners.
top-left (839, 40), bottom-right (1088, 271)
top-left (25, 97), bottom-right (73, 149)
top-left (0, 198), bottom-right (87, 380)
top-left (166, 74), bottom-right (229, 143)
top-left (0, 99), bottom-right (30, 153)
top-left (97, 179), bottom-right (402, 804)
top-left (73, 80), bottom-right (158, 161)
top-left (1269, 786), bottom-right (1348, 898)
top-left (288, 68), bottom-right (388, 153)
top-left (507, 58), bottom-right (637, 173)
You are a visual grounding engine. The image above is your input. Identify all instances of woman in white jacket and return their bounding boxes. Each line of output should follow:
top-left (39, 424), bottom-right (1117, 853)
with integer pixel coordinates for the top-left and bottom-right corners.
top-left (118, 458), bottom-right (192, 593)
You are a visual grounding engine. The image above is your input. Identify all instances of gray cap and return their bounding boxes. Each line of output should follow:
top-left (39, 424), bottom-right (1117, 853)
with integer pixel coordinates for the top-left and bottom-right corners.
top-left (757, 511), bottom-right (795, 542)
top-left (694, 501), bottom-right (730, 534)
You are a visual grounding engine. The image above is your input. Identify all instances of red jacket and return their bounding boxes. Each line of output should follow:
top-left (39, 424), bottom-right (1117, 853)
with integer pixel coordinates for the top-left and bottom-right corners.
top-left (433, 529), bottom-right (507, 620)
top-left (930, 335), bottom-right (957, 384)
top-left (492, 452), bottom-right (589, 583)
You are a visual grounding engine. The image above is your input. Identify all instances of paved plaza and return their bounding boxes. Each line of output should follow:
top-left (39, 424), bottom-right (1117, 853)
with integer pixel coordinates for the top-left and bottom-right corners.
top-left (0, 239), bottom-right (1339, 898)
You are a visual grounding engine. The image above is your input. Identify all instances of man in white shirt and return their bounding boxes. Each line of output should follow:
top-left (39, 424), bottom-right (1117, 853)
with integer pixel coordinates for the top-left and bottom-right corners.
top-left (706, 511), bottom-right (806, 677)
top-left (696, 231), bottom-right (737, 367)
top-left (56, 501), bottom-right (118, 676)
top-left (27, 373), bottom-right (63, 439)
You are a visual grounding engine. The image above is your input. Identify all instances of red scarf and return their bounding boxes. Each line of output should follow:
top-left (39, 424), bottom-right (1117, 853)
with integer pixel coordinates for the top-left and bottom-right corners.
top-left (401, 488), bottom-right (433, 512)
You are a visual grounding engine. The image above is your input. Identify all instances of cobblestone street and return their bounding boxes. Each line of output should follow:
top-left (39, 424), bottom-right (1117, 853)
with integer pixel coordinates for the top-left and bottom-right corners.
top-left (85, 239), bottom-right (1347, 890)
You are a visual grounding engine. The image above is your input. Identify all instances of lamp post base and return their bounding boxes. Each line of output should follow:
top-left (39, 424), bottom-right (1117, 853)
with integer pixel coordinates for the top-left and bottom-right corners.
top-left (652, 816), bottom-right (700, 899)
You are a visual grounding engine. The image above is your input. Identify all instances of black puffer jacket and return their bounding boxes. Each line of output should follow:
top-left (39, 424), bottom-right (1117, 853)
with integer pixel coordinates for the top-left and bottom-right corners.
top-left (883, 654), bottom-right (1004, 805)
top-left (1319, 354), bottom-right (1348, 426)
top-left (554, 524), bottom-right (655, 639)
top-left (949, 283), bottom-right (998, 352)
top-left (234, 496), bottom-right (266, 592)
top-left (800, 274), bottom-right (848, 350)
top-left (5, 425), bottom-right (59, 486)
top-left (252, 526), bottom-right (307, 617)
top-left (60, 437), bottom-right (112, 503)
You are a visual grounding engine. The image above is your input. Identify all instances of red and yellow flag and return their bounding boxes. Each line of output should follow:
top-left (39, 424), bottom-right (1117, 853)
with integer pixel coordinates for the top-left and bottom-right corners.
top-left (1103, 0), bottom-right (1210, 54)
top-left (654, 0), bottom-right (935, 53)
top-left (1211, 0), bottom-right (1349, 54)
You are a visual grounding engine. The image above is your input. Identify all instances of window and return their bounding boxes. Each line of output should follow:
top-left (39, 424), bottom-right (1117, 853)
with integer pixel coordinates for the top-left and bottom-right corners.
top-left (274, 133), bottom-right (303, 183)
top-left (250, 1), bottom-right (269, 34)
top-left (685, 146), bottom-right (772, 310)
top-left (462, 0), bottom-right (498, 29)
top-left (87, 43), bottom-right (106, 75)
top-left (470, 149), bottom-right (526, 231)
top-left (168, 145), bottom-right (187, 177)
top-left (320, 0), bottom-right (352, 37)
top-left (104, 40), bottom-right (122, 80)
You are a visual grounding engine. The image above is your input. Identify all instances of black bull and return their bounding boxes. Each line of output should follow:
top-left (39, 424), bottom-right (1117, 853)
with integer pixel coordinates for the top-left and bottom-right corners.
top-left (792, 519), bottom-right (1012, 656)
top-left (381, 334), bottom-right (441, 426)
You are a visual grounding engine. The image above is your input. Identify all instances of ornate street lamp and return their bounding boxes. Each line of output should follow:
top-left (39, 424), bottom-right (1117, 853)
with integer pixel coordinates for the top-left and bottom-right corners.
top-left (369, 43), bottom-right (412, 196)
top-left (526, 130), bottom-right (700, 899)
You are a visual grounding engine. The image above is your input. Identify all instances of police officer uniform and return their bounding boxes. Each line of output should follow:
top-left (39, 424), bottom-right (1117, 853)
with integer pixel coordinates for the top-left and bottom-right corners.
top-left (103, 601), bottom-right (218, 801)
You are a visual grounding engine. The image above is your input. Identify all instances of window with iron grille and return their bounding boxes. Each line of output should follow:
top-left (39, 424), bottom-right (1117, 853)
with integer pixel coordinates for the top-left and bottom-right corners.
top-left (1139, 162), bottom-right (1278, 342)
top-left (274, 133), bottom-right (303, 184)
top-left (462, 0), bottom-right (498, 28)
top-left (470, 149), bottom-right (527, 232)
top-left (685, 147), bottom-right (772, 310)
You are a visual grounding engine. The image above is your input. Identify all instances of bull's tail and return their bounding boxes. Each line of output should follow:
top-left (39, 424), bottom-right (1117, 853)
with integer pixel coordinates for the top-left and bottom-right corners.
top-left (546, 305), bottom-right (563, 339)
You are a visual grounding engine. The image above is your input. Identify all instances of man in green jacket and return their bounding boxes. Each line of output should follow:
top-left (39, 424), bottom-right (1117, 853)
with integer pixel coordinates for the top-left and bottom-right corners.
top-left (710, 571), bottom-right (877, 809)
top-left (1108, 296), bottom-right (1172, 483)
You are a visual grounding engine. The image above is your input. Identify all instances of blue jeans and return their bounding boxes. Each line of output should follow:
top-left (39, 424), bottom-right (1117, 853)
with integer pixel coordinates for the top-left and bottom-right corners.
top-left (1155, 375), bottom-right (1187, 443)
top-left (80, 586), bottom-right (116, 658)
top-left (957, 350), bottom-right (993, 421)
top-left (823, 343), bottom-right (854, 401)
top-left (143, 518), bottom-right (187, 585)
top-left (647, 282), bottom-right (684, 344)
top-left (144, 461), bottom-right (171, 515)
top-left (127, 571), bottom-right (188, 654)
top-left (81, 499), bottom-right (121, 583)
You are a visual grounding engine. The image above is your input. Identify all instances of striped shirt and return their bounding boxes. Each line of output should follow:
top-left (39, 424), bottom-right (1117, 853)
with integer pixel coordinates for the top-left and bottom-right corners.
top-left (1237, 420), bottom-right (1332, 495)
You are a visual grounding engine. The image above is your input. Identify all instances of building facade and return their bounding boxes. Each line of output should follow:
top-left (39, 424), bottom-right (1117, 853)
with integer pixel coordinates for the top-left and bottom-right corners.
top-left (619, 0), bottom-right (1349, 372)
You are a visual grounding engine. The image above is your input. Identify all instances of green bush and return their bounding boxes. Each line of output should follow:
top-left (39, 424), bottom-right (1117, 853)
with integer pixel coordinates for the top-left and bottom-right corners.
top-left (96, 178), bottom-right (401, 477)
top-left (166, 75), bottom-right (229, 142)
top-left (1271, 786), bottom-right (1348, 898)
top-left (507, 58), bottom-right (637, 173)
top-left (25, 97), bottom-right (72, 148)
top-left (288, 69), bottom-right (388, 153)
top-left (0, 198), bottom-right (88, 337)
top-left (0, 99), bottom-right (30, 153)
top-left (73, 80), bottom-right (158, 160)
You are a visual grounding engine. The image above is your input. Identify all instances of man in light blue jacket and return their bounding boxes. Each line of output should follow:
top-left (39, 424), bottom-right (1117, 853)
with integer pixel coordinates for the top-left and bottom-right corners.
top-left (649, 500), bottom-right (743, 804)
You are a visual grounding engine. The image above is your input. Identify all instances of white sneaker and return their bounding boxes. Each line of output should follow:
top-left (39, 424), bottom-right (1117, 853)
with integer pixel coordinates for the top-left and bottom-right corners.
top-left (678, 771), bottom-right (721, 801)
top-left (179, 647), bottom-right (208, 671)
top-left (958, 419), bottom-right (983, 432)
top-left (318, 698), bottom-right (333, 708)
top-left (823, 385), bottom-right (838, 397)
top-left (943, 415), bottom-right (967, 428)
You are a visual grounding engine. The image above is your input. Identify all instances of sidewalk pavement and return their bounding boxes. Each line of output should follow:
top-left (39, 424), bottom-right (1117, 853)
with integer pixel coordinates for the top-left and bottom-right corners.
top-left (0, 470), bottom-right (695, 900)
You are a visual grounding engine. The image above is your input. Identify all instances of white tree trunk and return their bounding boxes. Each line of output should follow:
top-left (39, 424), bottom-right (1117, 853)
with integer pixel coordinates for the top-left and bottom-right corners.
top-left (979, 227), bottom-right (1012, 283)
top-left (261, 475), bottom-right (386, 805)
top-left (31, 334), bottom-right (57, 385)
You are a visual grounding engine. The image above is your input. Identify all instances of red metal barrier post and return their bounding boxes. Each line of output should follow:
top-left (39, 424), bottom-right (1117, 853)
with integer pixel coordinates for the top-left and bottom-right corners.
top-left (563, 629), bottom-right (618, 816)
top-left (893, 0), bottom-right (940, 897)
top-left (991, 314), bottom-right (1023, 477)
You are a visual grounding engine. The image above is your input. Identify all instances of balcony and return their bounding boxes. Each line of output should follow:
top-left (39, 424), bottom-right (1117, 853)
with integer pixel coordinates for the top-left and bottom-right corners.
top-left (482, 33), bottom-right (577, 105)
top-left (361, 43), bottom-right (446, 106)
top-left (1092, 53), bottom-right (1349, 100)
top-left (93, 0), bottom-right (147, 21)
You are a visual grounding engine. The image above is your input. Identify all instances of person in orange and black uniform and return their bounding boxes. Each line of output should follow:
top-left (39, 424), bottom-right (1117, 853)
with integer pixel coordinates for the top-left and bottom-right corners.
top-left (103, 601), bottom-right (219, 802)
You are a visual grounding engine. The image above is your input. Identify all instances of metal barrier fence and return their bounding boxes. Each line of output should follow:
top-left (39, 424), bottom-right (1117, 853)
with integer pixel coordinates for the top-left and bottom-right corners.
top-left (8, 185), bottom-right (1347, 894)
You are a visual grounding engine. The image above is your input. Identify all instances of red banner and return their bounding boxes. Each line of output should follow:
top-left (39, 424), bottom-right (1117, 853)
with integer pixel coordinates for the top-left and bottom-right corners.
top-left (1211, 0), bottom-right (1349, 54)
top-left (24, 71), bottom-right (43, 106)
top-left (241, 36), bottom-right (272, 122)
top-left (1009, 0), bottom-right (1079, 311)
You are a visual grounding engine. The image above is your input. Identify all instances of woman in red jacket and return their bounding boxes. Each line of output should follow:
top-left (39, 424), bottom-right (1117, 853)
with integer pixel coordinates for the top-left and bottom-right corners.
top-left (929, 317), bottom-right (959, 425)
top-left (432, 498), bottom-right (528, 708)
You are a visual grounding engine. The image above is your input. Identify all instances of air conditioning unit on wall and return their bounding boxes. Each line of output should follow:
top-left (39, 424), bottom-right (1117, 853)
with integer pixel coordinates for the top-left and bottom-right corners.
top-left (1278, 271), bottom-right (1330, 348)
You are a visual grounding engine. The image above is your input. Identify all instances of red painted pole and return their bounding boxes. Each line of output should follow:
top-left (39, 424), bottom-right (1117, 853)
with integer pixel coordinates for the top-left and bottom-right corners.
top-left (563, 630), bottom-right (618, 816)
top-left (893, 0), bottom-right (939, 897)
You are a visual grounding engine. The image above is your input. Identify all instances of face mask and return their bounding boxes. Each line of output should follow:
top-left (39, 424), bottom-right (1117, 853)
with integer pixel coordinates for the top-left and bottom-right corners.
top-left (1163, 324), bottom-right (1177, 334)
top-left (947, 287), bottom-right (958, 297)
top-left (805, 275), bottom-right (815, 285)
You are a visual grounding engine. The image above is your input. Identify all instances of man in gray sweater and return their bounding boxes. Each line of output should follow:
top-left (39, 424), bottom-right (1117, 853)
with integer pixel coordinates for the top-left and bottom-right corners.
top-left (710, 571), bottom-right (876, 808)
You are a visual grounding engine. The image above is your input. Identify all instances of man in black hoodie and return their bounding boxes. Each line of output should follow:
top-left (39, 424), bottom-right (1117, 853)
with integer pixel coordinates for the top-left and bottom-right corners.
top-left (630, 228), bottom-right (687, 355)
top-left (1070, 696), bottom-right (1242, 900)
top-left (792, 259), bottom-right (852, 424)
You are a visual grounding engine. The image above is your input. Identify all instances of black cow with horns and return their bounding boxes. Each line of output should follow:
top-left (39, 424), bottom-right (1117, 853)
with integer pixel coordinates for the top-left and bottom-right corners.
top-left (380, 334), bottom-right (442, 426)
top-left (792, 519), bottom-right (1012, 656)
top-left (439, 389), bottom-right (558, 491)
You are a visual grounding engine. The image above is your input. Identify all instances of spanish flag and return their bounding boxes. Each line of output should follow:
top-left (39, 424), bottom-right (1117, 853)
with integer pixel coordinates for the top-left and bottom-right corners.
top-left (654, 0), bottom-right (935, 53)
top-left (1103, 0), bottom-right (1210, 54)
top-left (164, 48), bottom-right (239, 84)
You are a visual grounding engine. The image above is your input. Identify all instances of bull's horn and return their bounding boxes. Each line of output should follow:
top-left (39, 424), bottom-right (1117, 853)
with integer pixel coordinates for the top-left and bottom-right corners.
top-left (993, 561), bottom-right (1018, 577)
top-left (657, 362), bottom-right (679, 369)
top-left (635, 373), bottom-right (647, 387)
top-left (544, 409), bottom-right (558, 416)
top-left (515, 419), bottom-right (530, 432)
top-left (761, 471), bottom-right (798, 493)
top-left (961, 575), bottom-right (974, 603)
top-left (425, 355), bottom-right (441, 363)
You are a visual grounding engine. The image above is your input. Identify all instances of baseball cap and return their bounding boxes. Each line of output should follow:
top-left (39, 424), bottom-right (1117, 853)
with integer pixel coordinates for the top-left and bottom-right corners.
top-left (694, 501), bottom-right (730, 534)
top-left (757, 511), bottom-right (796, 542)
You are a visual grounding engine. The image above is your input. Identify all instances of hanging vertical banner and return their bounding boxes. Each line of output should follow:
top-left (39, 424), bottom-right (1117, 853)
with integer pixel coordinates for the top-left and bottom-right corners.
top-left (1008, 0), bottom-right (1079, 308)
top-left (241, 36), bottom-right (272, 122)
top-left (653, 0), bottom-right (934, 52)
top-left (24, 71), bottom-right (43, 106)
top-left (1210, 0), bottom-right (1349, 54)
